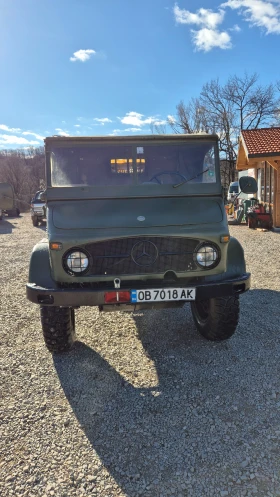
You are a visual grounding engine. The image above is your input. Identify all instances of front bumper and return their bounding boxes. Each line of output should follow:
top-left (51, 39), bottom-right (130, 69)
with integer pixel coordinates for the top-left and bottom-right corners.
top-left (26, 273), bottom-right (251, 307)
top-left (31, 206), bottom-right (46, 217)
top-left (32, 211), bottom-right (45, 217)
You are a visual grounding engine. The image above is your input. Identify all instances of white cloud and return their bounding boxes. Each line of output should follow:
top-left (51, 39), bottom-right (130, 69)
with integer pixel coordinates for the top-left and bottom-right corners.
top-left (153, 119), bottom-right (167, 126)
top-left (76, 117), bottom-right (112, 127)
top-left (93, 117), bottom-right (113, 124)
top-left (22, 131), bottom-right (44, 141)
top-left (230, 23), bottom-right (242, 31)
top-left (0, 134), bottom-right (40, 146)
top-left (174, 4), bottom-right (225, 28)
top-left (118, 112), bottom-right (171, 129)
top-left (74, 124), bottom-right (81, 127)
top-left (124, 127), bottom-right (142, 132)
top-left (174, 3), bottom-right (234, 51)
top-left (0, 124), bottom-right (21, 133)
top-left (0, 125), bottom-right (44, 145)
top-left (119, 111), bottom-right (155, 127)
top-left (167, 114), bottom-right (176, 124)
top-left (70, 49), bottom-right (96, 62)
top-left (108, 129), bottom-right (122, 136)
top-left (222, 0), bottom-right (280, 34)
top-left (55, 128), bottom-right (70, 137)
top-left (192, 28), bottom-right (232, 51)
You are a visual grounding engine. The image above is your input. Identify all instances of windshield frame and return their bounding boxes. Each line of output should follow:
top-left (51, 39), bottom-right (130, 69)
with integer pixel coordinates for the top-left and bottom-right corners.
top-left (45, 135), bottom-right (222, 198)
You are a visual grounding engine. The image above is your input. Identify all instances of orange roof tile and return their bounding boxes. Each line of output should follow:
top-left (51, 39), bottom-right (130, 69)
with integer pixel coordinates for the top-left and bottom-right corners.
top-left (241, 127), bottom-right (280, 156)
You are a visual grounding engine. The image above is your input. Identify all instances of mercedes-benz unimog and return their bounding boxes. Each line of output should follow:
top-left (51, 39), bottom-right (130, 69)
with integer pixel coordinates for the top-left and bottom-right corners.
top-left (26, 134), bottom-right (257, 353)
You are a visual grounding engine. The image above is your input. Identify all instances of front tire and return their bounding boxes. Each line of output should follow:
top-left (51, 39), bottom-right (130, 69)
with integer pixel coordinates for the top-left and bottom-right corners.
top-left (191, 296), bottom-right (239, 341)
top-left (40, 306), bottom-right (76, 353)
top-left (32, 216), bottom-right (39, 227)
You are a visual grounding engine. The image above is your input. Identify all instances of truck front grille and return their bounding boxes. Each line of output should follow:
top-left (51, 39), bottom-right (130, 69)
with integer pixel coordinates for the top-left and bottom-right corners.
top-left (33, 207), bottom-right (44, 215)
top-left (82, 237), bottom-right (200, 276)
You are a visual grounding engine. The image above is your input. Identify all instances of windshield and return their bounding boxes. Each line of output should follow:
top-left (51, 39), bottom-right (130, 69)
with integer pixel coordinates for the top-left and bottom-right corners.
top-left (50, 141), bottom-right (217, 187)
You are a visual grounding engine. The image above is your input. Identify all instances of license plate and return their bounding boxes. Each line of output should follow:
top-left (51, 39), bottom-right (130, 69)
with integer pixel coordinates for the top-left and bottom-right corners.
top-left (131, 288), bottom-right (196, 303)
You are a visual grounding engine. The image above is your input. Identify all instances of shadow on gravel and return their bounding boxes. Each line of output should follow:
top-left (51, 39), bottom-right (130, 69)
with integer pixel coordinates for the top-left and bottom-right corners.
top-left (54, 289), bottom-right (280, 496)
top-left (31, 221), bottom-right (47, 231)
top-left (0, 219), bottom-right (17, 234)
top-left (37, 224), bottom-right (47, 231)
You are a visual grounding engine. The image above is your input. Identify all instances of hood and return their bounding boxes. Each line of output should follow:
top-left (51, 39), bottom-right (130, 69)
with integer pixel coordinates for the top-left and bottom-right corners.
top-left (52, 197), bottom-right (223, 230)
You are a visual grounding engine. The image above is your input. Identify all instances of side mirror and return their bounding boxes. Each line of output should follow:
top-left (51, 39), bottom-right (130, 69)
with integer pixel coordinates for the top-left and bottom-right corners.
top-left (239, 176), bottom-right (258, 194)
top-left (39, 191), bottom-right (46, 202)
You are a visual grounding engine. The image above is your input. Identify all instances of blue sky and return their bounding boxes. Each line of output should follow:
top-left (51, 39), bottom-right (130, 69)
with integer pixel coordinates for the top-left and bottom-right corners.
top-left (0, 0), bottom-right (280, 148)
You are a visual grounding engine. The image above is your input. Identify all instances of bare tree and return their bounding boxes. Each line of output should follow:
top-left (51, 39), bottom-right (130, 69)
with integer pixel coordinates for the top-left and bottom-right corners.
top-left (0, 147), bottom-right (45, 210)
top-left (273, 80), bottom-right (280, 124)
top-left (150, 123), bottom-right (167, 135)
top-left (200, 79), bottom-right (238, 184)
top-left (225, 73), bottom-right (277, 130)
top-left (168, 98), bottom-right (210, 134)
top-left (171, 73), bottom-right (279, 188)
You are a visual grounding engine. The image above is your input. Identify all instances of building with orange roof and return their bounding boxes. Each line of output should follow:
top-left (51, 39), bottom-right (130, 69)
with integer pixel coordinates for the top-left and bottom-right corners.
top-left (236, 127), bottom-right (280, 228)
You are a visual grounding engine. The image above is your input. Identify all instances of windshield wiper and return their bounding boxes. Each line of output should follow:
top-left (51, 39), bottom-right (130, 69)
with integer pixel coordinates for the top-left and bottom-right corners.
top-left (173, 168), bottom-right (209, 189)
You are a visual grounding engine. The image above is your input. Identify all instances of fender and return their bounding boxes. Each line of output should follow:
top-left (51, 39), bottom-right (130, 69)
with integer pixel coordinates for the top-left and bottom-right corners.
top-left (225, 236), bottom-right (246, 277)
top-left (29, 240), bottom-right (57, 288)
top-left (203, 237), bottom-right (246, 282)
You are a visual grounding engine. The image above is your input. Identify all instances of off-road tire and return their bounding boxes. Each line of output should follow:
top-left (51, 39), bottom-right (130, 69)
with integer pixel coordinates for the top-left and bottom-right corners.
top-left (32, 216), bottom-right (39, 227)
top-left (191, 296), bottom-right (239, 341)
top-left (6, 208), bottom-right (20, 217)
top-left (40, 306), bottom-right (76, 353)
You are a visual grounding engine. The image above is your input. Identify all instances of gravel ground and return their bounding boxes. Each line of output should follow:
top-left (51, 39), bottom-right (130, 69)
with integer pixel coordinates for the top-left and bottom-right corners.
top-left (1, 213), bottom-right (280, 497)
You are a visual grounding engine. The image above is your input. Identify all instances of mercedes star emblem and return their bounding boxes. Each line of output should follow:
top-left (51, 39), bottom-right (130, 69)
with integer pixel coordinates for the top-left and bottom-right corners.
top-left (131, 240), bottom-right (158, 267)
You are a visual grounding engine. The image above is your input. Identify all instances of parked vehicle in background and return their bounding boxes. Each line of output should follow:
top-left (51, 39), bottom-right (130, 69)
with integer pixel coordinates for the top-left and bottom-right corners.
top-left (0, 183), bottom-right (14, 220)
top-left (227, 181), bottom-right (239, 201)
top-left (27, 134), bottom-right (257, 353)
top-left (31, 190), bottom-right (46, 226)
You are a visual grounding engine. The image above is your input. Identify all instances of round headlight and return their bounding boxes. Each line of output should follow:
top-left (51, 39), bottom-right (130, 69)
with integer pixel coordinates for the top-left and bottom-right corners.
top-left (66, 251), bottom-right (89, 274)
top-left (196, 244), bottom-right (218, 268)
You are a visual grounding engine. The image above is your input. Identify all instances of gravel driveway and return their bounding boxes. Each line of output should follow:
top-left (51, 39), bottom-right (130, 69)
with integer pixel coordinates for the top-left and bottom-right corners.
top-left (1, 214), bottom-right (280, 497)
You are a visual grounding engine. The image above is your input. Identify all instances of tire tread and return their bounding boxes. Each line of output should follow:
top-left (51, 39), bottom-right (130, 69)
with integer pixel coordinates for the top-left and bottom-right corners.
top-left (40, 306), bottom-right (75, 353)
top-left (191, 295), bottom-right (239, 341)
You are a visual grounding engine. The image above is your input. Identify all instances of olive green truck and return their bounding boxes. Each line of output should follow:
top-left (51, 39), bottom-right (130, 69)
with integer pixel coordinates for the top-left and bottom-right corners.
top-left (26, 134), bottom-right (257, 353)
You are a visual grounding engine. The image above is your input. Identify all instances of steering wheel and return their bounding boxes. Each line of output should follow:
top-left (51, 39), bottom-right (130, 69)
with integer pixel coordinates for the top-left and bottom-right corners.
top-left (148, 171), bottom-right (187, 184)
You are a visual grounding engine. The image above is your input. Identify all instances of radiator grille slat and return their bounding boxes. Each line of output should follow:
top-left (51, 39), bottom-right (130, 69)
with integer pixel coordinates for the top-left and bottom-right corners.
top-left (83, 237), bottom-right (200, 276)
